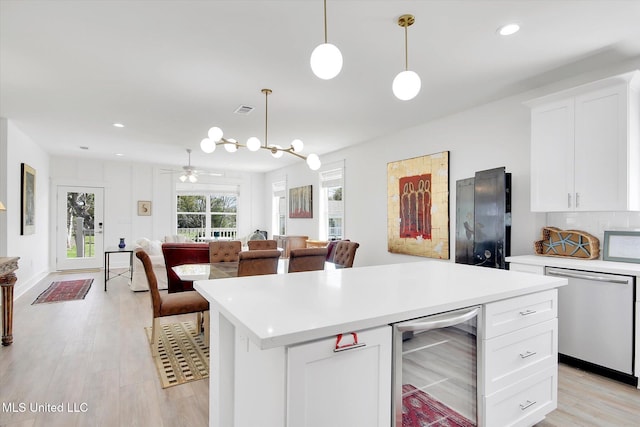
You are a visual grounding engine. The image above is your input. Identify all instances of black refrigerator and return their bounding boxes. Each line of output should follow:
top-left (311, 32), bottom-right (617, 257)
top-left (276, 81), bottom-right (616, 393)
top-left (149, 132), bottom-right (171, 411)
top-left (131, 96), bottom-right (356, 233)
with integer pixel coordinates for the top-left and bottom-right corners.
top-left (455, 167), bottom-right (511, 269)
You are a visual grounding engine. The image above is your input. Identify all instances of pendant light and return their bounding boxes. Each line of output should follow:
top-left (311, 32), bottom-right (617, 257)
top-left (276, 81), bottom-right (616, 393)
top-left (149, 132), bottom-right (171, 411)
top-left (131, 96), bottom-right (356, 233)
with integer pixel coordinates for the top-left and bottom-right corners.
top-left (200, 89), bottom-right (322, 170)
top-left (393, 14), bottom-right (421, 101)
top-left (310, 0), bottom-right (342, 80)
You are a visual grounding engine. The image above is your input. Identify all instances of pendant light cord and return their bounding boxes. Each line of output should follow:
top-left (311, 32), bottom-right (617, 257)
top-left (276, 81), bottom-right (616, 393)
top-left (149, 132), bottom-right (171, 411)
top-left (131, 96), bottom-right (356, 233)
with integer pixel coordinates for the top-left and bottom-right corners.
top-left (264, 90), bottom-right (269, 148)
top-left (404, 24), bottom-right (409, 71)
top-left (323, 0), bottom-right (328, 44)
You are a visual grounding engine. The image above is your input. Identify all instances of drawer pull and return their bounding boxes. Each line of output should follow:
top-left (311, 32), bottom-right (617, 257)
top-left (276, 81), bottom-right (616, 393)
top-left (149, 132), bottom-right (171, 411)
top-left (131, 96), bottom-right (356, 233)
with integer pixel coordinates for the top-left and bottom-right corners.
top-left (519, 400), bottom-right (537, 411)
top-left (519, 309), bottom-right (537, 316)
top-left (519, 350), bottom-right (537, 359)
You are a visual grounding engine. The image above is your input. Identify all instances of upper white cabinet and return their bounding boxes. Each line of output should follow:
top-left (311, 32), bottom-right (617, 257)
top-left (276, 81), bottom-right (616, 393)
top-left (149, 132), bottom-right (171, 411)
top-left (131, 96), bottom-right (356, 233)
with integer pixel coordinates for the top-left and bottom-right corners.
top-left (528, 70), bottom-right (640, 212)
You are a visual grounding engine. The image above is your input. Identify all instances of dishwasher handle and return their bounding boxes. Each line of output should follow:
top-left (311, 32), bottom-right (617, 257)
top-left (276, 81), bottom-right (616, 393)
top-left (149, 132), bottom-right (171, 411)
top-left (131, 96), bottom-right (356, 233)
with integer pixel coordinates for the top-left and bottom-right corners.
top-left (396, 306), bottom-right (480, 333)
top-left (546, 267), bottom-right (630, 285)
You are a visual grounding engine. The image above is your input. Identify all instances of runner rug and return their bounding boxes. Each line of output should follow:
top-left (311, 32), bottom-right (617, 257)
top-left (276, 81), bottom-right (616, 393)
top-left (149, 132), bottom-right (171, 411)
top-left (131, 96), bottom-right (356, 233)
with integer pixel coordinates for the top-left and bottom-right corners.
top-left (402, 384), bottom-right (475, 427)
top-left (32, 279), bottom-right (93, 304)
top-left (145, 321), bottom-right (209, 389)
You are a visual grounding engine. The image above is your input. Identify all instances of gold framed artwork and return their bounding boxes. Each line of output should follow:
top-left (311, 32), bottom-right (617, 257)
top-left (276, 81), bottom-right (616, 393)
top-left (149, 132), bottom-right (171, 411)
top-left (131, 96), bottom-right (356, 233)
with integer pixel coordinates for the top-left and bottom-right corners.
top-left (138, 200), bottom-right (152, 216)
top-left (21, 163), bottom-right (36, 235)
top-left (387, 151), bottom-right (450, 259)
top-left (289, 185), bottom-right (312, 218)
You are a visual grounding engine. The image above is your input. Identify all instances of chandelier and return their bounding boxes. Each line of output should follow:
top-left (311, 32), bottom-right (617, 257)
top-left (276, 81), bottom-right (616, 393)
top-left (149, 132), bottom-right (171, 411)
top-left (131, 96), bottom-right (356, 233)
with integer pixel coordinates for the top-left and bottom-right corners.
top-left (200, 89), bottom-right (321, 170)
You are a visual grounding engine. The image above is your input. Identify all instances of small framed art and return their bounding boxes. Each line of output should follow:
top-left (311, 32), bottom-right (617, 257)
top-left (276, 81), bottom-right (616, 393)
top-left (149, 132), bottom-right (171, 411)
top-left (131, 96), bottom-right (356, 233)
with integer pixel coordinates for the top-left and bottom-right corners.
top-left (138, 200), bottom-right (152, 216)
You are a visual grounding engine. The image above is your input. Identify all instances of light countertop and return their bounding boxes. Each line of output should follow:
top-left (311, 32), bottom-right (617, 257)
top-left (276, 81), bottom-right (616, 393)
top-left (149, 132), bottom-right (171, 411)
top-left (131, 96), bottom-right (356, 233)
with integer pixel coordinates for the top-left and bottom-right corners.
top-left (194, 260), bottom-right (565, 350)
top-left (506, 255), bottom-right (640, 276)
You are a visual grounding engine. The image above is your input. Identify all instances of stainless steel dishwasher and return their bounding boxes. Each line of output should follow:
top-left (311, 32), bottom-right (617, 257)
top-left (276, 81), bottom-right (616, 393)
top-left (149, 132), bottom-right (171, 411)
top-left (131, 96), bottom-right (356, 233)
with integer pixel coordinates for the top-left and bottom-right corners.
top-left (545, 267), bottom-right (635, 380)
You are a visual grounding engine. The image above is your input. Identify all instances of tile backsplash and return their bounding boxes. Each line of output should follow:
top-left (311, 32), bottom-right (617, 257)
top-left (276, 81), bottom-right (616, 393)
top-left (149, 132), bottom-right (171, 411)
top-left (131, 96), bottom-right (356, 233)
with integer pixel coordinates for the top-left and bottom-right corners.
top-left (546, 212), bottom-right (640, 258)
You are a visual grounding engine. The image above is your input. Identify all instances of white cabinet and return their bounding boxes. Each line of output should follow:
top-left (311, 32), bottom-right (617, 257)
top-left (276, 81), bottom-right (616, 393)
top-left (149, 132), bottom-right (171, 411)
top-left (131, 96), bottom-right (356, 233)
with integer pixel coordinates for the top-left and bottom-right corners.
top-left (287, 325), bottom-right (391, 427)
top-left (528, 70), bottom-right (640, 212)
top-left (481, 290), bottom-right (559, 426)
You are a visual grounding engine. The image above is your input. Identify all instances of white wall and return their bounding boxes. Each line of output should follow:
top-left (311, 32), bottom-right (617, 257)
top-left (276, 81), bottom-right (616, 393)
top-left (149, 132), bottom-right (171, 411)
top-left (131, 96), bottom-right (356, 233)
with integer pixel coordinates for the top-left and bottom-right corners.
top-left (264, 61), bottom-right (640, 267)
top-left (0, 119), bottom-right (50, 297)
top-left (49, 157), bottom-right (265, 269)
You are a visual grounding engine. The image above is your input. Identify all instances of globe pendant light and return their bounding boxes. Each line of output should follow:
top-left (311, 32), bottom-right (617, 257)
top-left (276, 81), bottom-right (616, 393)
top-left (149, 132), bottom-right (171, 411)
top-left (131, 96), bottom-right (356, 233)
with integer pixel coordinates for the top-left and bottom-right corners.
top-left (310, 0), bottom-right (342, 80)
top-left (393, 14), bottom-right (421, 101)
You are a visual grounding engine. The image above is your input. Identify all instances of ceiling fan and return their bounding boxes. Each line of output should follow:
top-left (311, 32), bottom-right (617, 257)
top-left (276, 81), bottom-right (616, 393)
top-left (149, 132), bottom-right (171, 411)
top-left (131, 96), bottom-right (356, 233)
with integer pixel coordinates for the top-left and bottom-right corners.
top-left (161, 149), bottom-right (223, 182)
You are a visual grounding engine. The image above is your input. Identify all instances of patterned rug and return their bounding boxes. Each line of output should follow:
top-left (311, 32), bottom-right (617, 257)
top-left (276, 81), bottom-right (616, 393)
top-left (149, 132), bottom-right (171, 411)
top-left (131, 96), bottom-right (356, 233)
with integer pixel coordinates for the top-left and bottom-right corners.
top-left (145, 321), bottom-right (209, 389)
top-left (32, 279), bottom-right (93, 304)
top-left (402, 384), bottom-right (475, 427)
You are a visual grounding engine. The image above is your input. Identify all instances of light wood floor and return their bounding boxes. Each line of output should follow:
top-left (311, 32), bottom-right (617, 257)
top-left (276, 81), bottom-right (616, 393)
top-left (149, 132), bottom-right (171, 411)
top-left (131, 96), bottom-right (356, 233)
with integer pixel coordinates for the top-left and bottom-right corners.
top-left (1, 270), bottom-right (639, 426)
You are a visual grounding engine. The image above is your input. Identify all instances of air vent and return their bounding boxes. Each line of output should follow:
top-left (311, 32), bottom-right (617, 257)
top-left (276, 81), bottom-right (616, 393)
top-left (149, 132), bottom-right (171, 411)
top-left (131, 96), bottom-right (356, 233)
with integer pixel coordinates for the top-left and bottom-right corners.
top-left (234, 105), bottom-right (254, 115)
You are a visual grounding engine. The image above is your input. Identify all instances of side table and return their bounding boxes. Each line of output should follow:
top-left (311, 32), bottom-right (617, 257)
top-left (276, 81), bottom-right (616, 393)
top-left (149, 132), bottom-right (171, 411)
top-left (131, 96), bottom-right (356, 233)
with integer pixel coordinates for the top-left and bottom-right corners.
top-left (104, 247), bottom-right (134, 291)
top-left (1, 256), bottom-right (20, 346)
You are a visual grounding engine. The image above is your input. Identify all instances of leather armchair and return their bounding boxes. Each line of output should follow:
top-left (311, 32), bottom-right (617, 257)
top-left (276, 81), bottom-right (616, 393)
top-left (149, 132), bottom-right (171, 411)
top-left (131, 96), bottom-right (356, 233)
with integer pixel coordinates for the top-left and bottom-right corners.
top-left (162, 243), bottom-right (210, 293)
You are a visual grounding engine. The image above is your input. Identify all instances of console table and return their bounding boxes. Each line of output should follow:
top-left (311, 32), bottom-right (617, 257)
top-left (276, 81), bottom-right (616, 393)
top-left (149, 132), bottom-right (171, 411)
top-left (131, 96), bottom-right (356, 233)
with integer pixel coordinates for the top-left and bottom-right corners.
top-left (1, 257), bottom-right (19, 346)
top-left (273, 235), bottom-right (308, 258)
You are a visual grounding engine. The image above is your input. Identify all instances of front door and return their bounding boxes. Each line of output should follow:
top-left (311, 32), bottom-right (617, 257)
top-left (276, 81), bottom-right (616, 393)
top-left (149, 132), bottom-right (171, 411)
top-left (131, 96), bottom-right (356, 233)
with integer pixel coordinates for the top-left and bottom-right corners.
top-left (56, 186), bottom-right (105, 270)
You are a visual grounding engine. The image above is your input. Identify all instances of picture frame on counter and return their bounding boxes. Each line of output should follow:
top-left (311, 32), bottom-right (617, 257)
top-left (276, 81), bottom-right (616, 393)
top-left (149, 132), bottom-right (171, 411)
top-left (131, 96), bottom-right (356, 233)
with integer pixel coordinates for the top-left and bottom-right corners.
top-left (603, 230), bottom-right (640, 263)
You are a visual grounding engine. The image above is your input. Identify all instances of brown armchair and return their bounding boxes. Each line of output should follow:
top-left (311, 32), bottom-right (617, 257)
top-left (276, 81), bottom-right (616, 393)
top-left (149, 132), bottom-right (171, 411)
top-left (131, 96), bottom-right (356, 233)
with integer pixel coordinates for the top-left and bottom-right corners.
top-left (331, 241), bottom-right (360, 268)
top-left (209, 241), bottom-right (242, 263)
top-left (136, 249), bottom-right (209, 356)
top-left (237, 249), bottom-right (281, 277)
top-left (288, 247), bottom-right (328, 273)
top-left (247, 240), bottom-right (278, 250)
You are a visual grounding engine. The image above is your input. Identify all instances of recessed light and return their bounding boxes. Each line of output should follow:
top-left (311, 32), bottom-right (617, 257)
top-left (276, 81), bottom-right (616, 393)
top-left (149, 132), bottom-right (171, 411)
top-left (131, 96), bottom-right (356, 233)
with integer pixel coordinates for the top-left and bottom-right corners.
top-left (113, 123), bottom-right (125, 128)
top-left (497, 23), bottom-right (520, 36)
top-left (115, 153), bottom-right (124, 157)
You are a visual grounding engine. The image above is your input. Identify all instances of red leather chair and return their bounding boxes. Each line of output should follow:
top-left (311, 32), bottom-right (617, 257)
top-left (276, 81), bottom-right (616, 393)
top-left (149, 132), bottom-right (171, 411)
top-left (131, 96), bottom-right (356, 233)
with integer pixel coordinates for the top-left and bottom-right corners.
top-left (162, 243), bottom-right (210, 293)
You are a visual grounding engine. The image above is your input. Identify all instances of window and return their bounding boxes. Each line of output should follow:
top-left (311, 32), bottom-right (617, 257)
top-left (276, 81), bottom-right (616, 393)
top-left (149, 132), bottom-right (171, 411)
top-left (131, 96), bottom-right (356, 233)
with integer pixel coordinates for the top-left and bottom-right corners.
top-left (177, 191), bottom-right (237, 241)
top-left (272, 180), bottom-right (286, 236)
top-left (319, 167), bottom-right (344, 240)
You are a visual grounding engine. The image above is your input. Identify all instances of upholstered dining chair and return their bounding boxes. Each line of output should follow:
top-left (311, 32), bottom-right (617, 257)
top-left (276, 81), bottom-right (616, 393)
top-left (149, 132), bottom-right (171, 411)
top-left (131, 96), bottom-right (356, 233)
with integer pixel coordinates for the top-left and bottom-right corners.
top-left (136, 249), bottom-right (210, 356)
top-left (247, 239), bottom-right (278, 250)
top-left (237, 249), bottom-right (281, 277)
top-left (209, 240), bottom-right (242, 263)
top-left (288, 247), bottom-right (328, 273)
top-left (331, 241), bottom-right (360, 268)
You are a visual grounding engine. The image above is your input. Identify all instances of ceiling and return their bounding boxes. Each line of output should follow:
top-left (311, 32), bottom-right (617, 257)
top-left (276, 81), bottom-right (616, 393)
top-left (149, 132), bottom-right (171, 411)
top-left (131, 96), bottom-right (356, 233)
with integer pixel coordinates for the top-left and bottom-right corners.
top-left (2, 0), bottom-right (640, 173)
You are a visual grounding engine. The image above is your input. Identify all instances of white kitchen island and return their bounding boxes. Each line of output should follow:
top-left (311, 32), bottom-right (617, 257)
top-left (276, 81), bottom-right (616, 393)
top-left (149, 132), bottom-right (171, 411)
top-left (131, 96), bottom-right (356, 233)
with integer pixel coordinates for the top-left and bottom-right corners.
top-left (194, 260), bottom-right (566, 427)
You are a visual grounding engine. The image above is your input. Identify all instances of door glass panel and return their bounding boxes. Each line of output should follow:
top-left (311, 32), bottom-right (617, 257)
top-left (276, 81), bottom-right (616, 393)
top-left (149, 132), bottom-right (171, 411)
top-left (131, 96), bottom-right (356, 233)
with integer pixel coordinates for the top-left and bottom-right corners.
top-left (65, 192), bottom-right (96, 259)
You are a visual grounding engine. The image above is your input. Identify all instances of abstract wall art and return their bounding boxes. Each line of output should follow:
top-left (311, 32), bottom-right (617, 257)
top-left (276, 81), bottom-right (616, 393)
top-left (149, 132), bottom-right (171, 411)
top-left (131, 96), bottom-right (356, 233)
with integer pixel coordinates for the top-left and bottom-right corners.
top-left (387, 151), bottom-right (449, 258)
top-left (21, 163), bottom-right (36, 235)
top-left (289, 185), bottom-right (312, 218)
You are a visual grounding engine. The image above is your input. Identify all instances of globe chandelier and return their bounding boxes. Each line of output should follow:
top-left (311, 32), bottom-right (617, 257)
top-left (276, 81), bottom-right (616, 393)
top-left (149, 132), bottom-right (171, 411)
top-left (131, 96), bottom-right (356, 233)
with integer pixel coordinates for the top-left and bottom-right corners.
top-left (310, 0), bottom-right (342, 80)
top-left (392, 14), bottom-right (421, 101)
top-left (200, 89), bottom-right (322, 171)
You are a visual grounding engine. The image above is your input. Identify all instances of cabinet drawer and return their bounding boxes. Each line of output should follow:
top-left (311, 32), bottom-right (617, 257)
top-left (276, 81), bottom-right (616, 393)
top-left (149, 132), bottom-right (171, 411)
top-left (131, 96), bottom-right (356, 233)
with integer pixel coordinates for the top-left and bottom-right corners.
top-left (484, 319), bottom-right (557, 395)
top-left (484, 366), bottom-right (557, 427)
top-left (484, 289), bottom-right (557, 338)
top-left (508, 263), bottom-right (544, 275)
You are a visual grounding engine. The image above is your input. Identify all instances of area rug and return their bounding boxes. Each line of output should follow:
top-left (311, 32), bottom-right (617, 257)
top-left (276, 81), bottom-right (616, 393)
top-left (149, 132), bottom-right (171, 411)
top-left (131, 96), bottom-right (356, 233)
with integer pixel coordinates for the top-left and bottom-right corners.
top-left (402, 384), bottom-right (475, 427)
top-left (145, 321), bottom-right (209, 389)
top-left (32, 279), bottom-right (93, 304)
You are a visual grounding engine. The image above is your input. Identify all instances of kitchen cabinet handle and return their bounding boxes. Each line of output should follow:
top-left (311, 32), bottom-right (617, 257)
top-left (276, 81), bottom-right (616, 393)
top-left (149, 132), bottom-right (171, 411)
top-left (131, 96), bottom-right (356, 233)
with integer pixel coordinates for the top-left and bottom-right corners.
top-left (396, 307), bottom-right (480, 333)
top-left (576, 192), bottom-right (580, 208)
top-left (567, 193), bottom-right (572, 208)
top-left (333, 332), bottom-right (366, 352)
top-left (546, 268), bottom-right (630, 284)
top-left (519, 309), bottom-right (537, 316)
top-left (519, 400), bottom-right (537, 411)
top-left (519, 350), bottom-right (537, 359)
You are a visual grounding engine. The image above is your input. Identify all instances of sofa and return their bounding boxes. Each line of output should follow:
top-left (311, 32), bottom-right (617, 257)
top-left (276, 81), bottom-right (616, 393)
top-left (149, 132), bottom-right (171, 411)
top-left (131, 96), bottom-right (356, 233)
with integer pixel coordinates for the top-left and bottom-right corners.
top-left (130, 238), bottom-right (168, 291)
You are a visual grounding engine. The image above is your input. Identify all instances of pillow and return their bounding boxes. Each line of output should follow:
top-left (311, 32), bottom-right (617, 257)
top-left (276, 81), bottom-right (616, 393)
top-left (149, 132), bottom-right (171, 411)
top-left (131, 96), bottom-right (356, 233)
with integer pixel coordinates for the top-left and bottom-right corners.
top-left (148, 240), bottom-right (162, 256)
top-left (135, 237), bottom-right (151, 251)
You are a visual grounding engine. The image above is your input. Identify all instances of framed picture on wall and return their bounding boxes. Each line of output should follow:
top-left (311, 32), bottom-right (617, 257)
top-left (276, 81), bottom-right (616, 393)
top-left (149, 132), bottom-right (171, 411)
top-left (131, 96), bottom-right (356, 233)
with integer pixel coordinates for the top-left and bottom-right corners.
top-left (21, 163), bottom-right (36, 235)
top-left (137, 200), bottom-right (152, 216)
top-left (387, 151), bottom-right (450, 259)
top-left (289, 185), bottom-right (312, 218)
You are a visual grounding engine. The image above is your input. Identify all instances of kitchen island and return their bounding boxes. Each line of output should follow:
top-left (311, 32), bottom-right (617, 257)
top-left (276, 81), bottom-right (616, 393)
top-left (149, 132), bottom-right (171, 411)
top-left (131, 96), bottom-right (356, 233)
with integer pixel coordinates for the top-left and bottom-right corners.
top-left (194, 260), bottom-right (566, 427)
